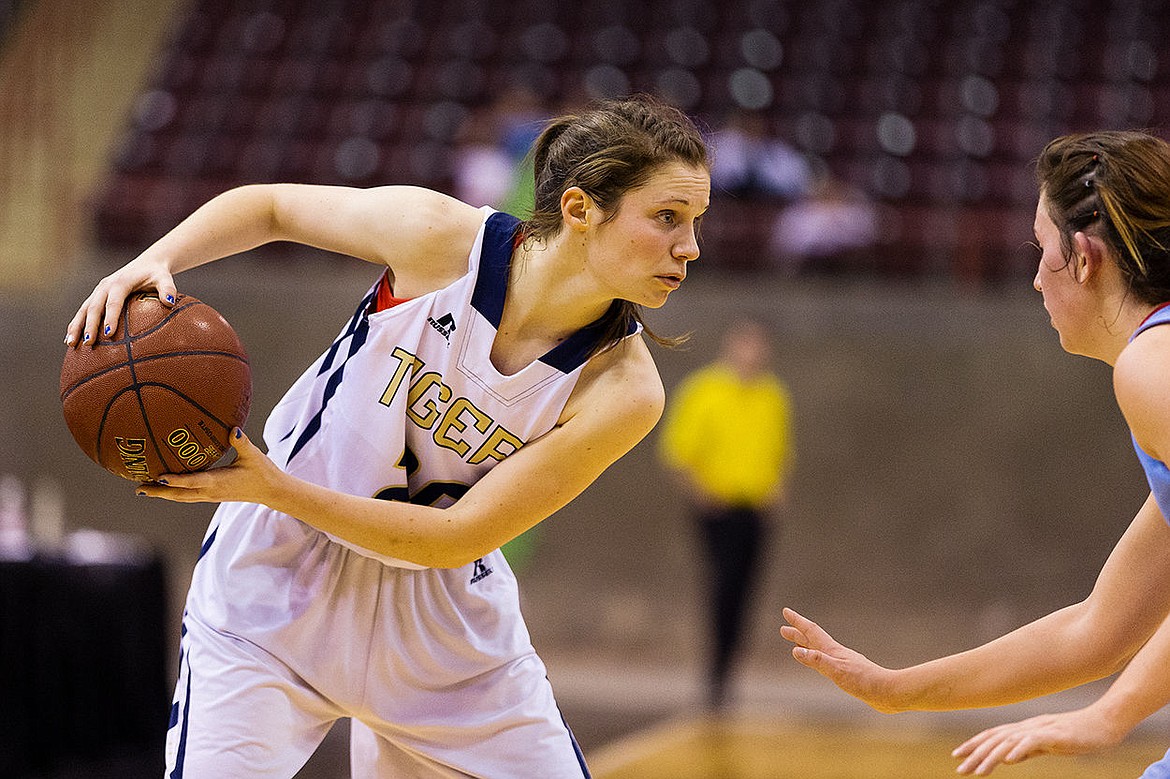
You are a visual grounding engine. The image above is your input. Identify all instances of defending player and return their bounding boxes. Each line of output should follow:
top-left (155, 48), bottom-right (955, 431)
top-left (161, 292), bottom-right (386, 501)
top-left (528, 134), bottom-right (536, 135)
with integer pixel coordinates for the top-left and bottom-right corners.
top-left (65, 96), bottom-right (709, 777)
top-left (781, 130), bottom-right (1170, 777)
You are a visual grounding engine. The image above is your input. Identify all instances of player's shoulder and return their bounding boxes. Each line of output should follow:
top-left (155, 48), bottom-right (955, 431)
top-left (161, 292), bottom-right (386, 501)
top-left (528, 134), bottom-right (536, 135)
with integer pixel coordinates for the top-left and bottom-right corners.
top-left (1117, 322), bottom-right (1170, 387)
top-left (574, 336), bottom-right (665, 430)
top-left (1115, 322), bottom-right (1170, 445)
top-left (359, 187), bottom-right (489, 289)
top-left (370, 186), bottom-right (485, 247)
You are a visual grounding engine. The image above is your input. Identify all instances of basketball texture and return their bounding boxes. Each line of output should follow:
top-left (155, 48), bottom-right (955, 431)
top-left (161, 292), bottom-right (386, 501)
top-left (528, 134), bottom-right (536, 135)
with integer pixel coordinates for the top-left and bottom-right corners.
top-left (60, 292), bottom-right (252, 482)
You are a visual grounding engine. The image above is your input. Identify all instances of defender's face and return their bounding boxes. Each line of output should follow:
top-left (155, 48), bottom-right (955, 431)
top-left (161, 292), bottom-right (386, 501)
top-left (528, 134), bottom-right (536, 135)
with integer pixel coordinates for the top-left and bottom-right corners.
top-left (588, 162), bottom-right (710, 309)
top-left (1032, 195), bottom-right (1090, 355)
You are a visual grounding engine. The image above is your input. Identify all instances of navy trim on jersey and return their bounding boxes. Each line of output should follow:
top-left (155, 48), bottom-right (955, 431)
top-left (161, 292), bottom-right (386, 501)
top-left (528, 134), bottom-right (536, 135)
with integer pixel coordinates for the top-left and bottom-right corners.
top-left (469, 211), bottom-right (518, 327)
top-left (558, 707), bottom-right (592, 778)
top-left (470, 211), bottom-right (636, 375)
top-left (197, 526), bottom-right (217, 560)
top-left (286, 288), bottom-right (376, 464)
top-left (169, 641), bottom-right (193, 778)
top-left (540, 303), bottom-right (637, 373)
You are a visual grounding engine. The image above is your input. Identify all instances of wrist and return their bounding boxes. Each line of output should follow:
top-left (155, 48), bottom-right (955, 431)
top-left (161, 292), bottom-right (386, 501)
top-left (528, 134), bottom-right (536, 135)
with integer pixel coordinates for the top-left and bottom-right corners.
top-left (1089, 694), bottom-right (1145, 745)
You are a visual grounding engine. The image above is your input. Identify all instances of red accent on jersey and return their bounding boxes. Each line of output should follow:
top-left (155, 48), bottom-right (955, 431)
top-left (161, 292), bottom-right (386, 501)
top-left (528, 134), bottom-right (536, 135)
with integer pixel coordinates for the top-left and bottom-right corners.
top-left (1139, 301), bottom-right (1170, 329)
top-left (372, 271), bottom-right (412, 313)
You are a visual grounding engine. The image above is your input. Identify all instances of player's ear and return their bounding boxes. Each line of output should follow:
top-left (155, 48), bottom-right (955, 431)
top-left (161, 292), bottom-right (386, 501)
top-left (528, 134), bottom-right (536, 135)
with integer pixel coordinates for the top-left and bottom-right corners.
top-left (560, 187), bottom-right (592, 232)
top-left (1072, 231), bottom-right (1105, 284)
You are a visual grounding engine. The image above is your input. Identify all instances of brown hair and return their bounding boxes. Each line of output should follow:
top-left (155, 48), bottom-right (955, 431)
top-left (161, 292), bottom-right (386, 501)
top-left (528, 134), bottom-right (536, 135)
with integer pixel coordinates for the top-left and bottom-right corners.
top-left (1036, 130), bottom-right (1170, 304)
top-left (520, 94), bottom-right (709, 351)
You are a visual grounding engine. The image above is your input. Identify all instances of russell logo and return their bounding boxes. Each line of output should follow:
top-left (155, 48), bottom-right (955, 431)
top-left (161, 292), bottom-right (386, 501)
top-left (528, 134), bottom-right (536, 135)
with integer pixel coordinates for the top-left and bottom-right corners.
top-left (427, 313), bottom-right (457, 342)
top-left (470, 557), bottom-right (493, 584)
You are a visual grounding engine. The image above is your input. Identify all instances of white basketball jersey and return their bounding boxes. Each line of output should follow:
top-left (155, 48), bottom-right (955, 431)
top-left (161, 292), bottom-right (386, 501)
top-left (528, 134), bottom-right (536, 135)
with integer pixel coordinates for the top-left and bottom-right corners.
top-left (169, 209), bottom-right (617, 777)
top-left (258, 206), bottom-right (615, 566)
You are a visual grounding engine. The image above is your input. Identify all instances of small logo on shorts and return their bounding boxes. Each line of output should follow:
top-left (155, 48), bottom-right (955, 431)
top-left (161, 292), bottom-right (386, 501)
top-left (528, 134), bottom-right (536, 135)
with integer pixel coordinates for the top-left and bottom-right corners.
top-left (470, 557), bottom-right (493, 584)
top-left (427, 313), bottom-right (457, 342)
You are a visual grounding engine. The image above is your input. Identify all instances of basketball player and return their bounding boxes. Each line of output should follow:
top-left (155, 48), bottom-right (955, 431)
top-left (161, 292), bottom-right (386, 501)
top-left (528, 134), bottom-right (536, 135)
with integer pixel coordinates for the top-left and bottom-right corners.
top-left (65, 96), bottom-right (709, 777)
top-left (781, 131), bottom-right (1170, 777)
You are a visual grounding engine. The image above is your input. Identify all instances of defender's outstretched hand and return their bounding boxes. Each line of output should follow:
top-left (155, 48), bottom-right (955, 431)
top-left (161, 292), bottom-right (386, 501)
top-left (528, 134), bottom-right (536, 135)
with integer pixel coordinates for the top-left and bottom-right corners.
top-left (952, 708), bottom-right (1126, 776)
top-left (780, 607), bottom-right (903, 713)
top-left (136, 429), bottom-right (283, 508)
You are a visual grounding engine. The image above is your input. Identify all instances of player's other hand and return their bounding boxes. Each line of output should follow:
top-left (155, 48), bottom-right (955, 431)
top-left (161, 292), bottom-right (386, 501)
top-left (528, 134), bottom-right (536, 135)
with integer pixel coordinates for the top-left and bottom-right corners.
top-left (952, 708), bottom-right (1127, 776)
top-left (136, 429), bottom-right (281, 507)
top-left (780, 607), bottom-right (903, 713)
top-left (65, 255), bottom-right (179, 348)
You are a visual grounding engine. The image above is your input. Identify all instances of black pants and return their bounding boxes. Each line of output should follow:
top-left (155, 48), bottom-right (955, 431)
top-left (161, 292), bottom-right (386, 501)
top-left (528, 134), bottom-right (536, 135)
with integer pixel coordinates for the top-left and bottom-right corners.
top-left (698, 505), bottom-right (768, 707)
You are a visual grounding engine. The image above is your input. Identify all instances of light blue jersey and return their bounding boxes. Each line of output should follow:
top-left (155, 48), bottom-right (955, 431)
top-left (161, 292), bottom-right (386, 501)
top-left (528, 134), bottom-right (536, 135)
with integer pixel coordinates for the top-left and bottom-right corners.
top-left (1129, 304), bottom-right (1170, 524)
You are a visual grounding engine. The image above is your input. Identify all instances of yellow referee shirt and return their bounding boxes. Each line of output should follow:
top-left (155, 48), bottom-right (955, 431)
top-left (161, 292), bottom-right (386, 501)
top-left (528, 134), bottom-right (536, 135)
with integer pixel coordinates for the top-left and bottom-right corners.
top-left (659, 363), bottom-right (793, 508)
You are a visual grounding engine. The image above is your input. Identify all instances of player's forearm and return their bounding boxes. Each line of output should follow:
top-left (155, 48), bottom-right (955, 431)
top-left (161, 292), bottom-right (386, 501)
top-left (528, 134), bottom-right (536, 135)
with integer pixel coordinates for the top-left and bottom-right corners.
top-left (1089, 611), bottom-right (1170, 738)
top-left (259, 471), bottom-right (486, 569)
top-left (144, 185), bottom-right (283, 274)
top-left (890, 603), bottom-right (1127, 712)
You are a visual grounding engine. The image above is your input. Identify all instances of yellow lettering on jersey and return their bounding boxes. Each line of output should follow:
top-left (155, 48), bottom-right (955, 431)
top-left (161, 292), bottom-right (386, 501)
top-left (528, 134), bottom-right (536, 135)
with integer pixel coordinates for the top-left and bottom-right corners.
top-left (379, 347), bottom-right (423, 407)
top-left (468, 426), bottom-right (524, 465)
top-left (406, 372), bottom-right (451, 429)
top-left (377, 345), bottom-right (526, 464)
top-left (435, 397), bottom-right (491, 457)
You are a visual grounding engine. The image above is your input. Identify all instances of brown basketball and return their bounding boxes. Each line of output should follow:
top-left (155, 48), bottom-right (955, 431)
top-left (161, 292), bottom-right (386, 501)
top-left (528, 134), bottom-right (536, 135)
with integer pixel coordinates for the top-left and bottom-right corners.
top-left (60, 292), bottom-right (252, 482)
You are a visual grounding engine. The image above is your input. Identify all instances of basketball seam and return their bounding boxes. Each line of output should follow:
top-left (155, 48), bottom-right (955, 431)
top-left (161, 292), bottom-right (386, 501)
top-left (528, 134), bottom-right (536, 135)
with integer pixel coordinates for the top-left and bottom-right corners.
top-left (95, 383), bottom-right (235, 478)
top-left (87, 296), bottom-right (245, 478)
top-left (61, 351), bottom-right (249, 401)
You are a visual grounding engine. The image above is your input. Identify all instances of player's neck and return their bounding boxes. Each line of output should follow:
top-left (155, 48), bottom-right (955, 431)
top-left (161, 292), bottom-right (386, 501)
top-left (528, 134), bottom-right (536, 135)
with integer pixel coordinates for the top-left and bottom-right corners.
top-left (506, 237), bottom-right (614, 336)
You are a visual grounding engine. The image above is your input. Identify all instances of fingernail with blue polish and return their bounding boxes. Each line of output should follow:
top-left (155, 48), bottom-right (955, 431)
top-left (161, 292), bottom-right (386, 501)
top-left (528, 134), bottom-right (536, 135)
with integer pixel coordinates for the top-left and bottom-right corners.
top-left (103, 325), bottom-right (111, 336)
top-left (157, 478), bottom-right (169, 485)
top-left (83, 333), bottom-right (90, 342)
top-left (234, 428), bottom-right (243, 439)
top-left (166, 294), bottom-right (175, 303)
top-left (136, 491), bottom-right (146, 497)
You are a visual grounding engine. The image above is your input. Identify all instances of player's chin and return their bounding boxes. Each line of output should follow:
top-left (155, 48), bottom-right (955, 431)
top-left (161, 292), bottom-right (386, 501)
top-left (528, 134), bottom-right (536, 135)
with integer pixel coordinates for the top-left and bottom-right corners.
top-left (639, 286), bottom-right (677, 308)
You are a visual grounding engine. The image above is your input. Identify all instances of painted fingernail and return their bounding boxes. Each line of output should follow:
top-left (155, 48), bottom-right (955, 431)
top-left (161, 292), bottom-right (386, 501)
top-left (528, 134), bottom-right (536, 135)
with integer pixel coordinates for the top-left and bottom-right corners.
top-left (234, 428), bottom-right (242, 439)
top-left (166, 294), bottom-right (175, 304)
top-left (136, 491), bottom-right (146, 497)
top-left (103, 325), bottom-right (111, 336)
top-left (157, 478), bottom-right (169, 485)
top-left (83, 333), bottom-right (90, 342)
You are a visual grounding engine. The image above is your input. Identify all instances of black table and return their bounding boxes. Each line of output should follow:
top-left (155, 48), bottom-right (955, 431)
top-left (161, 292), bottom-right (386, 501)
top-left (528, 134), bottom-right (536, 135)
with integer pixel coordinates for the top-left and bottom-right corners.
top-left (0, 552), bottom-right (169, 778)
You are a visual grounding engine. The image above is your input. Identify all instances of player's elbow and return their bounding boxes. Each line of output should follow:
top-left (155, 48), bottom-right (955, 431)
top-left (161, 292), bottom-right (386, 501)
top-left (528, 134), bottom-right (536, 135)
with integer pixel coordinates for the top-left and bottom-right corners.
top-left (1069, 597), bottom-right (1152, 677)
top-left (415, 510), bottom-right (506, 570)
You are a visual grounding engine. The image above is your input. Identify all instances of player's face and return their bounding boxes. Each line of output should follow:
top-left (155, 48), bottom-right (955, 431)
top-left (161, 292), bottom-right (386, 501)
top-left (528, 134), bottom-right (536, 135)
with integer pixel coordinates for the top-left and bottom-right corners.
top-left (1032, 195), bottom-right (1092, 355)
top-left (588, 162), bottom-right (710, 308)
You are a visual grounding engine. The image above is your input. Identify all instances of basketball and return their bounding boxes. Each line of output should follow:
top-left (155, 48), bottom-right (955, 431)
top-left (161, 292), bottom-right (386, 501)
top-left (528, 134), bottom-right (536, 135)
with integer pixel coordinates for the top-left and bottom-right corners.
top-left (60, 292), bottom-right (252, 483)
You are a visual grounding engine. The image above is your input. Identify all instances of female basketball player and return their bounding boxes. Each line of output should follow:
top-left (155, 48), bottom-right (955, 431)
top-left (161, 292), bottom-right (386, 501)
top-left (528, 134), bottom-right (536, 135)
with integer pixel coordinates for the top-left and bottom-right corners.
top-left (65, 96), bottom-right (709, 777)
top-left (781, 130), bottom-right (1170, 777)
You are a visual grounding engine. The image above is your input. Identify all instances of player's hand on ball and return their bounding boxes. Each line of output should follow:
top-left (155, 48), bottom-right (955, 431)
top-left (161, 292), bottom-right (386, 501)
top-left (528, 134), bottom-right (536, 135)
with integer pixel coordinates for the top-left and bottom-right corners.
top-left (137, 429), bottom-right (280, 507)
top-left (65, 255), bottom-right (179, 348)
top-left (952, 708), bottom-right (1127, 776)
top-left (780, 607), bottom-right (903, 713)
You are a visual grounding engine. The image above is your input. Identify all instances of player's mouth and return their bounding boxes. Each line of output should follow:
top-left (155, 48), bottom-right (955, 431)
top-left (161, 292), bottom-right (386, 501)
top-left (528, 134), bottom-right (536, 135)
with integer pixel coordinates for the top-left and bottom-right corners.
top-left (656, 272), bottom-right (684, 289)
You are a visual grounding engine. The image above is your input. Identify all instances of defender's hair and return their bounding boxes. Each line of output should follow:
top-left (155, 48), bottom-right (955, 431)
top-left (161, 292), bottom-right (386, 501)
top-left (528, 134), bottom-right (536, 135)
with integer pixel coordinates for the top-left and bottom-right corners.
top-left (1037, 130), bottom-right (1170, 304)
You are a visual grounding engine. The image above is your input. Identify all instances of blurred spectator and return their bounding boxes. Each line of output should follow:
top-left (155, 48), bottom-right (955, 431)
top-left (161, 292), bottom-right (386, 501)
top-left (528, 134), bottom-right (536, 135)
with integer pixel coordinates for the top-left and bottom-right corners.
top-left (770, 174), bottom-right (879, 275)
top-left (452, 85), bottom-right (547, 215)
top-left (709, 109), bottom-right (812, 200)
top-left (452, 106), bottom-right (516, 208)
top-left (659, 319), bottom-right (795, 711)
